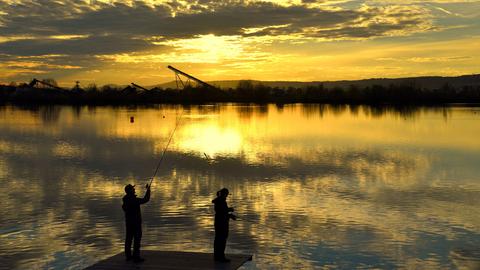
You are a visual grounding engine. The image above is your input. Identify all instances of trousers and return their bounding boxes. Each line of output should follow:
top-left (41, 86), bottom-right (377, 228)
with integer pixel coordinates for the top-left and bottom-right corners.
top-left (125, 222), bottom-right (142, 258)
top-left (214, 223), bottom-right (229, 259)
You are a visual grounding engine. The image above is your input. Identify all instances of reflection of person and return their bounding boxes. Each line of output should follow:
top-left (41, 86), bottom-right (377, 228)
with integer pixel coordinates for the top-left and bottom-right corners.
top-left (122, 183), bottom-right (150, 263)
top-left (212, 188), bottom-right (236, 262)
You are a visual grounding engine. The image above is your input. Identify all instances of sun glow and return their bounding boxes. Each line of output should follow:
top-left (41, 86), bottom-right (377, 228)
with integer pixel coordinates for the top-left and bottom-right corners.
top-left (107, 35), bottom-right (251, 64)
top-left (177, 123), bottom-right (243, 158)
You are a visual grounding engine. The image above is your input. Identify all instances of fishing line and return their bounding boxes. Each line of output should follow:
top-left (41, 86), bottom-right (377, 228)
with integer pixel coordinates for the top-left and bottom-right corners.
top-left (195, 204), bottom-right (293, 235)
top-left (228, 191), bottom-right (324, 238)
top-left (148, 108), bottom-right (184, 187)
top-left (235, 216), bottom-right (294, 235)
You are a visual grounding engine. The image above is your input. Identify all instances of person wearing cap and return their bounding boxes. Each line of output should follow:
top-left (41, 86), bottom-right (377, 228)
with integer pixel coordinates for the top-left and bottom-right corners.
top-left (122, 183), bottom-right (151, 263)
top-left (212, 188), bottom-right (236, 262)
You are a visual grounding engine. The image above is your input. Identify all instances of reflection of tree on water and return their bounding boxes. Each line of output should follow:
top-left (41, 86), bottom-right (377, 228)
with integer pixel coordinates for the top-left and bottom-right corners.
top-left (275, 103), bottom-right (284, 112)
top-left (2, 105), bottom-right (63, 124)
top-left (300, 103), bottom-right (327, 118)
top-left (235, 104), bottom-right (269, 120)
top-left (300, 104), bottom-right (454, 120)
top-left (39, 106), bottom-right (62, 124)
top-left (72, 106), bottom-right (82, 119)
top-left (349, 104), bottom-right (360, 116)
top-left (1, 104), bottom-right (458, 123)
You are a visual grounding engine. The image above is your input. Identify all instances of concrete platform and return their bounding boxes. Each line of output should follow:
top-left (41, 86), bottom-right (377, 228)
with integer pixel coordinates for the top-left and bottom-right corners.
top-left (84, 250), bottom-right (253, 270)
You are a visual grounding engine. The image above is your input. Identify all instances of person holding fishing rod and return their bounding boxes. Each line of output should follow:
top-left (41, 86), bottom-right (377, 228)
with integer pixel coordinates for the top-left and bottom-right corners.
top-left (122, 183), bottom-right (151, 263)
top-left (120, 110), bottom-right (180, 263)
top-left (212, 188), bottom-right (236, 262)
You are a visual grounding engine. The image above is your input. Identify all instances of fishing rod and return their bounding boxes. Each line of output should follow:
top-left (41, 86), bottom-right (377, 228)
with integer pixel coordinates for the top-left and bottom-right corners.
top-left (148, 109), bottom-right (184, 187)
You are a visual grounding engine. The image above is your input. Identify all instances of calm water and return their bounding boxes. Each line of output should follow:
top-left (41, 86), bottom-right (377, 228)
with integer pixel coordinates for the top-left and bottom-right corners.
top-left (0, 104), bottom-right (479, 269)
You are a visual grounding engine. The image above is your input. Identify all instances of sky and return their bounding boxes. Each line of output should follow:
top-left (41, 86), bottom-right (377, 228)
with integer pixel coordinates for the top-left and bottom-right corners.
top-left (0, 0), bottom-right (479, 87)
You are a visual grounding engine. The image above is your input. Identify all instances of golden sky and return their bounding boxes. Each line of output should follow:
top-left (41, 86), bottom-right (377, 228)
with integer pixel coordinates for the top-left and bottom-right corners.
top-left (0, 0), bottom-right (479, 86)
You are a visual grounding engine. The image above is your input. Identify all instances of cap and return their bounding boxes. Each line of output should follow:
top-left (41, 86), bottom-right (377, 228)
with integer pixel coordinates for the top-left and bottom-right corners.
top-left (124, 184), bottom-right (135, 193)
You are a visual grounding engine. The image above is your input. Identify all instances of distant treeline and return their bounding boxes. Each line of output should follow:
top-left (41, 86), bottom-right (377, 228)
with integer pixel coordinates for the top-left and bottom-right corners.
top-left (1, 80), bottom-right (480, 105)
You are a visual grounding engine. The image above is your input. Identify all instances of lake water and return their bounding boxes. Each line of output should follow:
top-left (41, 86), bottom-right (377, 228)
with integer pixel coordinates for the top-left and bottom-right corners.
top-left (0, 104), bottom-right (479, 269)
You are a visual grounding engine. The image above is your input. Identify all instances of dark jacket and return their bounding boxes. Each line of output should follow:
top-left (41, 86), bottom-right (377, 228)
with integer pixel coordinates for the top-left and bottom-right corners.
top-left (212, 196), bottom-right (234, 226)
top-left (122, 189), bottom-right (150, 224)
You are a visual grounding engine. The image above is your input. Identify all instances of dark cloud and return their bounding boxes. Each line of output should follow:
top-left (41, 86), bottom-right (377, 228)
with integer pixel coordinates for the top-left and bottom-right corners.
top-left (0, 1), bottom-right (431, 42)
top-left (0, 1), bottom-right (358, 38)
top-left (243, 4), bottom-right (430, 39)
top-left (167, 3), bottom-right (360, 37)
top-left (0, 35), bottom-right (166, 56)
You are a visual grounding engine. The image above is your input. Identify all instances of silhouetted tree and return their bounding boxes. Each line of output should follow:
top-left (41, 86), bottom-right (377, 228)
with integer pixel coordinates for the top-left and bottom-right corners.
top-left (2, 77), bottom-right (480, 105)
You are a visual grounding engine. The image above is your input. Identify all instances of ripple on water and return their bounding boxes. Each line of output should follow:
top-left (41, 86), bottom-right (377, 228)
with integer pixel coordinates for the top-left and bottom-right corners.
top-left (1, 105), bottom-right (480, 269)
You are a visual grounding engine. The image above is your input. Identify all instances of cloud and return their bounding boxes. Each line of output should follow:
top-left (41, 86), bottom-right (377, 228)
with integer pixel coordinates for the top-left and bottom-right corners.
top-left (0, 35), bottom-right (166, 56)
top-left (0, 1), bottom-right (435, 44)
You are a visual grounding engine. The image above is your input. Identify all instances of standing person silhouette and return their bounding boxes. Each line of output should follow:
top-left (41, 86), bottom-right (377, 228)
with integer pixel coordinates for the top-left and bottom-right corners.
top-left (212, 188), bottom-right (236, 262)
top-left (122, 183), bottom-right (150, 263)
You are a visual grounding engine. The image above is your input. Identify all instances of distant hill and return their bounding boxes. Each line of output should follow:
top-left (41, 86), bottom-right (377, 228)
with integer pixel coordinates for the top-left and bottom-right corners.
top-left (151, 74), bottom-right (480, 90)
